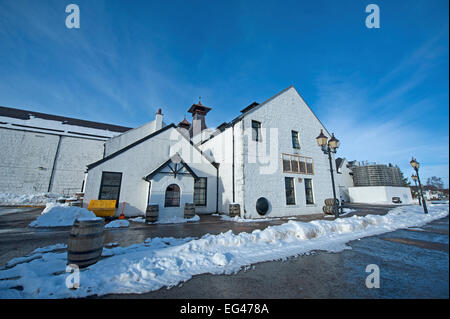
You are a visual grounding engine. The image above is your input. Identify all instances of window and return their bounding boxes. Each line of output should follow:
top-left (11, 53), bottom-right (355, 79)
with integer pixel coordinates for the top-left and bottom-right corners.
top-left (285, 177), bottom-right (296, 205)
top-left (194, 178), bottom-right (207, 206)
top-left (304, 179), bottom-right (314, 204)
top-left (252, 120), bottom-right (262, 142)
top-left (165, 184), bottom-right (180, 207)
top-left (99, 172), bottom-right (122, 207)
top-left (282, 154), bottom-right (314, 174)
top-left (292, 131), bottom-right (300, 149)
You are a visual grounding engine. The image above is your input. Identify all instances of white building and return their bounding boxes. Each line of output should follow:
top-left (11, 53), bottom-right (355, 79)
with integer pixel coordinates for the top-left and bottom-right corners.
top-left (335, 158), bottom-right (354, 203)
top-left (83, 85), bottom-right (339, 219)
top-left (348, 186), bottom-right (413, 204)
top-left (0, 106), bottom-right (130, 195)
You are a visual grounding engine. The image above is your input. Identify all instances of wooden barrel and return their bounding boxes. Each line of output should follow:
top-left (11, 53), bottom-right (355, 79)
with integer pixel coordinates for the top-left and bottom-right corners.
top-left (75, 192), bottom-right (84, 200)
top-left (146, 205), bottom-right (159, 223)
top-left (184, 203), bottom-right (195, 219)
top-left (324, 198), bottom-right (339, 206)
top-left (68, 201), bottom-right (82, 207)
top-left (322, 205), bottom-right (336, 215)
top-left (67, 218), bottom-right (104, 268)
top-left (229, 203), bottom-right (240, 217)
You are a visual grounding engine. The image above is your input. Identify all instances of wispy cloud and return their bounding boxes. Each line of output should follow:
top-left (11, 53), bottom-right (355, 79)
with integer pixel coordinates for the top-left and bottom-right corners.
top-left (315, 35), bottom-right (449, 186)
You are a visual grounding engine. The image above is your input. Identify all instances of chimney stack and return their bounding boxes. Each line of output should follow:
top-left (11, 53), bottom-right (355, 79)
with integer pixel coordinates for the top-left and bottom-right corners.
top-left (155, 108), bottom-right (163, 131)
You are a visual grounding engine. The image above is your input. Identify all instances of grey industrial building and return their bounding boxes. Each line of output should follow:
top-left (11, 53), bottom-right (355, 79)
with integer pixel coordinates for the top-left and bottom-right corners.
top-left (352, 164), bottom-right (405, 187)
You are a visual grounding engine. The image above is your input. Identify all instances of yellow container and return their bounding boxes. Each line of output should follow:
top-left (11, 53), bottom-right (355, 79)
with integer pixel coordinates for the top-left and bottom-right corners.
top-left (88, 200), bottom-right (117, 217)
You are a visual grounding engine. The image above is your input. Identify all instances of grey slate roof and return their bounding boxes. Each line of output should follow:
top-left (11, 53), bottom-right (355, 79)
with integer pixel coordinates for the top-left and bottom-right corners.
top-left (0, 105), bottom-right (131, 133)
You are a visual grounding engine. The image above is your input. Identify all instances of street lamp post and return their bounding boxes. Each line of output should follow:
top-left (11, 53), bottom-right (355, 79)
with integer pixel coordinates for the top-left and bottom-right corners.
top-left (411, 174), bottom-right (421, 205)
top-left (410, 157), bottom-right (428, 214)
top-left (316, 130), bottom-right (340, 218)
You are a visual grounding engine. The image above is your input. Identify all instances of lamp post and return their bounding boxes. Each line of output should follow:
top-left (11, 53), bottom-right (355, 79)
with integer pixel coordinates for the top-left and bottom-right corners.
top-left (410, 157), bottom-right (428, 214)
top-left (411, 174), bottom-right (421, 205)
top-left (316, 129), bottom-right (340, 218)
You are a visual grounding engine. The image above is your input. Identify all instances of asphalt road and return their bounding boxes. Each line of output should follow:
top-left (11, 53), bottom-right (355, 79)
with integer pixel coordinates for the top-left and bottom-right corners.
top-left (0, 204), bottom-right (448, 298)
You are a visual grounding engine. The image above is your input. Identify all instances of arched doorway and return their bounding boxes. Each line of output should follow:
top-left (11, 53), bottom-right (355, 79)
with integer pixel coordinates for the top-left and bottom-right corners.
top-left (164, 184), bottom-right (180, 207)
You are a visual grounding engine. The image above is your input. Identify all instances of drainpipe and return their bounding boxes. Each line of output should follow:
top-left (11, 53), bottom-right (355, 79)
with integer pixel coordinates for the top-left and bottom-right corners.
top-left (232, 123), bottom-right (235, 203)
top-left (47, 135), bottom-right (62, 193)
top-left (213, 162), bottom-right (220, 213)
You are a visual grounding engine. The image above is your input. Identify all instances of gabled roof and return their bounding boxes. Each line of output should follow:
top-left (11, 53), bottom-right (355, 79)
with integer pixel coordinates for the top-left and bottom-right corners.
top-left (86, 123), bottom-right (216, 171)
top-left (144, 153), bottom-right (199, 181)
top-left (201, 85), bottom-right (332, 145)
top-left (87, 124), bottom-right (176, 170)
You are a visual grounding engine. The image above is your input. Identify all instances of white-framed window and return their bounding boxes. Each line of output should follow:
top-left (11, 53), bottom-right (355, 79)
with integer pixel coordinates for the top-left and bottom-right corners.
top-left (194, 177), bottom-right (207, 206)
top-left (291, 130), bottom-right (300, 149)
top-left (252, 120), bottom-right (262, 142)
top-left (304, 178), bottom-right (314, 204)
top-left (282, 154), bottom-right (314, 174)
top-left (285, 177), bottom-right (296, 205)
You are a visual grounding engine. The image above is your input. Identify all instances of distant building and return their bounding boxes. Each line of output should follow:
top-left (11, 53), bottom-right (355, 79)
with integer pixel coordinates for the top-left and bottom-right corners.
top-left (352, 164), bottom-right (405, 187)
top-left (336, 160), bottom-right (413, 205)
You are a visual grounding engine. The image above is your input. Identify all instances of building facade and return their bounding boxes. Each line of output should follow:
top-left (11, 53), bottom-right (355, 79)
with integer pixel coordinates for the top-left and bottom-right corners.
top-left (83, 85), bottom-right (339, 219)
top-left (0, 106), bottom-right (130, 196)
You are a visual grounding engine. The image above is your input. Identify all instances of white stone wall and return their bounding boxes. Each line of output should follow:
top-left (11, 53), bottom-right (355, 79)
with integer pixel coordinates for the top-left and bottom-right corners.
top-left (0, 128), bottom-right (60, 193)
top-left (84, 127), bottom-right (217, 217)
top-left (239, 87), bottom-right (337, 218)
top-left (349, 186), bottom-right (413, 204)
top-left (149, 174), bottom-right (195, 220)
top-left (50, 136), bottom-right (105, 195)
top-left (199, 121), bottom-right (245, 214)
top-left (0, 128), bottom-right (105, 195)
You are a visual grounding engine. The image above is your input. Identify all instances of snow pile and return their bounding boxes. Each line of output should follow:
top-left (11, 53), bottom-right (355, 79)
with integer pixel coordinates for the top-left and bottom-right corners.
top-left (0, 192), bottom-right (60, 206)
top-left (29, 203), bottom-right (97, 227)
top-left (129, 217), bottom-right (146, 223)
top-left (218, 215), bottom-right (273, 223)
top-left (105, 220), bottom-right (129, 229)
top-left (1, 203), bottom-right (447, 298)
top-left (153, 215), bottom-right (200, 224)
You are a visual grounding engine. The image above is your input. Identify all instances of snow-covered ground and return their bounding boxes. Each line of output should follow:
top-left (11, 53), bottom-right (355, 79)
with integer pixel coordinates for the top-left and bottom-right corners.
top-left (0, 192), bottom-right (60, 206)
top-left (0, 203), bottom-right (448, 298)
top-left (29, 203), bottom-right (97, 227)
top-left (215, 214), bottom-right (274, 223)
top-left (105, 220), bottom-right (129, 229)
top-left (152, 215), bottom-right (200, 224)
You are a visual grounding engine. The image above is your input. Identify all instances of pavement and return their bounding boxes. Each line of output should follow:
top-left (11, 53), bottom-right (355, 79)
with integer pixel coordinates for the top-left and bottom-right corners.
top-left (0, 202), bottom-right (448, 298)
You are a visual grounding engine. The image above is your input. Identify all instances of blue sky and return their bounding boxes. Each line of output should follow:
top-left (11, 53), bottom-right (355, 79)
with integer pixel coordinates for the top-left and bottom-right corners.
top-left (0, 0), bottom-right (448, 186)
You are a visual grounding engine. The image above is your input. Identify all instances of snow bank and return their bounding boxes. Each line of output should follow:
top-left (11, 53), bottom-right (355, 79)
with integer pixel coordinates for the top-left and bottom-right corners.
top-left (29, 203), bottom-right (97, 227)
top-left (129, 217), bottom-right (146, 223)
top-left (218, 215), bottom-right (273, 223)
top-left (105, 220), bottom-right (129, 229)
top-left (153, 215), bottom-right (200, 224)
top-left (1, 203), bottom-right (447, 298)
top-left (0, 192), bottom-right (60, 206)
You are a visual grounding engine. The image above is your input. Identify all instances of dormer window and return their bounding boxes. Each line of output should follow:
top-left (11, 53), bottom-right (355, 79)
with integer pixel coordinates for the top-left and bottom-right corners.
top-left (292, 131), bottom-right (300, 149)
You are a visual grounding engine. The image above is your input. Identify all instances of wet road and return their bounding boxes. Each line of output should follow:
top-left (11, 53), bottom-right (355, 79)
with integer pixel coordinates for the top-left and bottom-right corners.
top-left (0, 204), bottom-right (448, 298)
top-left (102, 215), bottom-right (449, 299)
